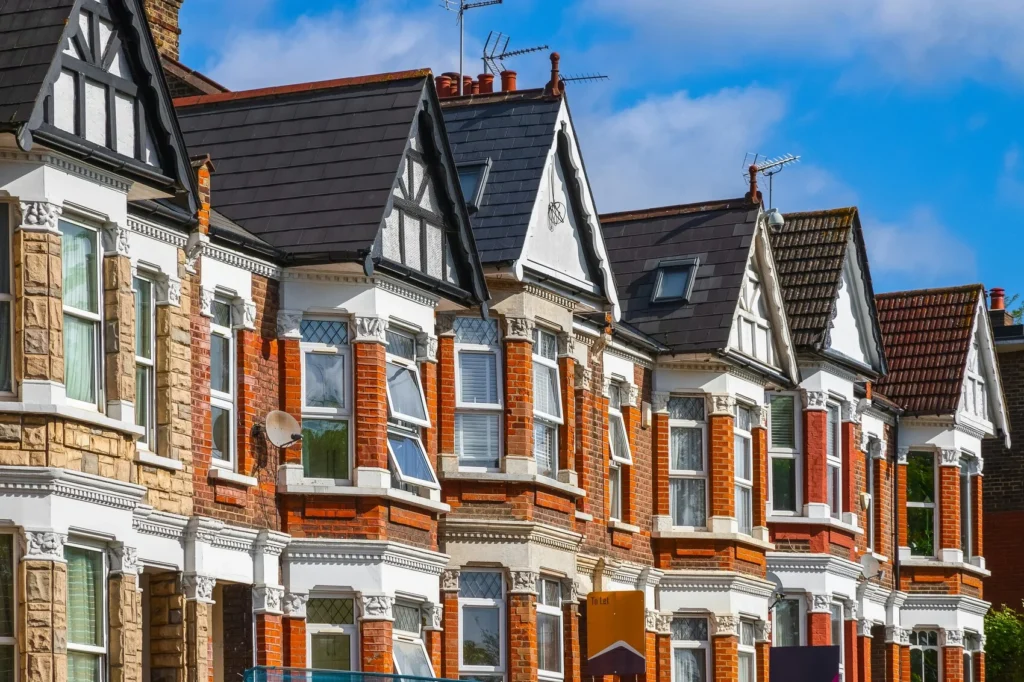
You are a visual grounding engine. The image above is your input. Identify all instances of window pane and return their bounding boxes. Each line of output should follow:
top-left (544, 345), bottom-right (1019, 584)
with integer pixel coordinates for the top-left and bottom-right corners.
top-left (654, 266), bottom-right (692, 301)
top-left (387, 362), bottom-right (428, 422)
top-left (135, 365), bottom-right (152, 444)
top-left (388, 432), bottom-right (437, 487)
top-left (459, 352), bottom-right (498, 404)
top-left (210, 334), bottom-right (231, 394)
top-left (459, 572), bottom-right (503, 599)
top-left (386, 331), bottom-right (416, 361)
top-left (0, 301), bottom-right (10, 393)
top-left (924, 648), bottom-right (939, 682)
top-left (67, 652), bottom-right (100, 682)
top-left (456, 413), bottom-right (500, 468)
top-left (828, 465), bottom-right (842, 519)
top-left (541, 580), bottom-right (561, 607)
top-left (65, 316), bottom-right (96, 403)
top-left (0, 536), bottom-right (11, 638)
top-left (0, 209), bottom-right (9, 296)
top-left (66, 547), bottom-right (102, 646)
top-left (609, 465), bottom-right (621, 520)
top-left (671, 427), bottom-right (703, 471)
top-left (673, 648), bottom-right (706, 682)
top-left (0, 646), bottom-right (12, 682)
top-left (960, 463), bottom-right (971, 556)
top-left (735, 405), bottom-right (752, 431)
top-left (61, 222), bottom-right (98, 313)
top-left (211, 300), bottom-right (231, 328)
top-left (736, 485), bottom-right (752, 535)
top-left (538, 611), bottom-right (562, 673)
top-left (907, 453), bottom-right (935, 503)
top-left (827, 404), bottom-right (839, 460)
top-left (830, 604), bottom-right (842, 647)
top-left (534, 421), bottom-right (556, 477)
top-left (533, 364), bottom-right (561, 418)
top-left (454, 318), bottom-right (498, 346)
top-left (671, 478), bottom-right (706, 527)
top-left (302, 420), bottom-right (349, 479)
top-left (734, 435), bottom-right (751, 480)
top-left (671, 618), bottom-right (709, 641)
top-left (774, 600), bottom-right (800, 647)
top-left (458, 166), bottom-right (483, 203)
top-left (462, 606), bottom-right (501, 667)
top-left (533, 329), bottom-right (557, 360)
top-left (393, 603), bottom-right (422, 634)
top-left (211, 405), bottom-right (231, 462)
top-left (739, 652), bottom-right (754, 682)
top-left (610, 413), bottom-right (631, 463)
top-left (668, 397), bottom-right (704, 421)
top-left (301, 320), bottom-right (348, 345)
top-left (908, 507), bottom-right (935, 557)
top-left (307, 598), bottom-right (355, 625)
top-left (394, 639), bottom-right (433, 677)
top-left (305, 353), bottom-right (345, 408)
top-left (311, 633), bottom-right (351, 671)
top-left (772, 458), bottom-right (797, 512)
top-left (134, 278), bottom-right (152, 360)
top-left (769, 395), bottom-right (795, 448)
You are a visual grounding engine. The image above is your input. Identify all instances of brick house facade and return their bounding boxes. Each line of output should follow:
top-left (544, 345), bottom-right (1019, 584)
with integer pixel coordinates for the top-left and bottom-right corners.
top-left (0, 4), bottom-right (1006, 682)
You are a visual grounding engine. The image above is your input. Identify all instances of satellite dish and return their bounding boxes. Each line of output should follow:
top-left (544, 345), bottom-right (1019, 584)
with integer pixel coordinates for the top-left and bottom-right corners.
top-left (860, 553), bottom-right (882, 580)
top-left (766, 571), bottom-right (785, 609)
top-left (265, 411), bottom-right (302, 448)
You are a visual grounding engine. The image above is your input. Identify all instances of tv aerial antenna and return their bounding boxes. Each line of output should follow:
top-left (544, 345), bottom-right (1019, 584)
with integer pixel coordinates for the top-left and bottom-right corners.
top-left (743, 153), bottom-right (800, 209)
top-left (560, 73), bottom-right (610, 85)
top-left (482, 31), bottom-right (548, 75)
top-left (442, 0), bottom-right (503, 95)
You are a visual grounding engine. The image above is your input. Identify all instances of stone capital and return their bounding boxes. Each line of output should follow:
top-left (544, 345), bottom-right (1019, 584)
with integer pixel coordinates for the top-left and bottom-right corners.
top-left (199, 287), bottom-right (216, 318)
top-left (353, 316), bottom-right (388, 344)
top-left (857, 619), bottom-right (873, 638)
top-left (940, 448), bottom-right (961, 467)
top-left (253, 584), bottom-right (284, 615)
top-left (440, 568), bottom-right (461, 592)
top-left (184, 231), bottom-right (208, 275)
top-left (21, 530), bottom-right (67, 562)
top-left (182, 572), bottom-right (216, 603)
top-left (802, 390), bottom-right (828, 411)
top-left (503, 316), bottom-right (535, 342)
top-left (755, 619), bottom-right (771, 643)
top-left (562, 578), bottom-right (580, 604)
top-left (435, 313), bottom-right (457, 337)
top-left (360, 594), bottom-right (395, 621)
top-left (808, 593), bottom-right (833, 613)
top-left (102, 222), bottom-right (131, 257)
top-left (283, 591), bottom-right (308, 618)
top-left (277, 310), bottom-right (303, 339)
top-left (557, 333), bottom-right (575, 358)
top-left (574, 365), bottom-right (593, 391)
top-left (941, 628), bottom-right (964, 648)
top-left (655, 613), bottom-right (673, 636)
top-left (509, 569), bottom-right (539, 595)
top-left (17, 200), bottom-right (62, 233)
top-left (709, 394), bottom-right (736, 416)
top-left (750, 404), bottom-right (768, 429)
top-left (416, 333), bottom-right (438, 363)
top-left (841, 400), bottom-right (860, 424)
top-left (885, 626), bottom-right (911, 645)
top-left (155, 275), bottom-right (182, 308)
top-left (897, 446), bottom-right (910, 465)
top-left (232, 298), bottom-right (257, 331)
top-left (652, 392), bottom-right (670, 414)
top-left (626, 383), bottom-right (640, 408)
top-left (712, 614), bottom-right (739, 637)
top-left (645, 609), bottom-right (659, 633)
top-left (422, 602), bottom-right (443, 631)
top-left (107, 543), bottom-right (139, 576)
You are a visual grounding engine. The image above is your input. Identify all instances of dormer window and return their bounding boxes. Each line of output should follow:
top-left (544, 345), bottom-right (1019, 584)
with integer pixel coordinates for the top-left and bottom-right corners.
top-left (457, 160), bottom-right (491, 212)
top-left (651, 257), bottom-right (698, 303)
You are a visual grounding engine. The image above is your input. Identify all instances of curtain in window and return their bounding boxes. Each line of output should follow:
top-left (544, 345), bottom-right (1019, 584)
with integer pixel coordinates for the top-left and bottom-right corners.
top-left (64, 316), bottom-right (96, 403)
top-left (67, 549), bottom-right (99, 646)
top-left (736, 485), bottom-right (752, 534)
top-left (673, 649), bottom-right (705, 682)
top-left (0, 536), bottom-right (11, 638)
top-left (537, 612), bottom-right (561, 672)
top-left (0, 302), bottom-right (10, 393)
top-left (62, 224), bottom-right (97, 313)
top-left (739, 652), bottom-right (754, 682)
top-left (670, 427), bottom-right (702, 470)
top-left (67, 653), bottom-right (99, 682)
top-left (671, 479), bottom-right (705, 526)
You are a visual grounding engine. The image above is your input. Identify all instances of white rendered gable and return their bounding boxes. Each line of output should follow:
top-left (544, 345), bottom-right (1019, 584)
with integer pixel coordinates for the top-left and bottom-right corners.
top-left (957, 296), bottom-right (1010, 446)
top-left (829, 256), bottom-right (871, 366)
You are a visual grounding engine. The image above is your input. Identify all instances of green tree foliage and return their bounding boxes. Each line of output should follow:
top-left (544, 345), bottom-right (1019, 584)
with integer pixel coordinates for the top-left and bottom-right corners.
top-left (985, 605), bottom-right (1024, 682)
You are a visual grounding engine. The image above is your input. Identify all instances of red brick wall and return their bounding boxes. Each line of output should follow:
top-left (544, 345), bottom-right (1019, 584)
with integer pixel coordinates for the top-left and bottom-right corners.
top-left (508, 593), bottom-right (537, 682)
top-left (709, 413), bottom-right (735, 518)
top-left (843, 618), bottom-right (859, 682)
top-left (283, 617), bottom-right (306, 667)
top-left (805, 408), bottom-right (828, 505)
top-left (713, 636), bottom-right (737, 682)
top-left (808, 611), bottom-right (831, 647)
top-left (559, 354), bottom-right (575, 472)
top-left (756, 641), bottom-right (769, 682)
top-left (943, 646), bottom-right (964, 682)
top-left (354, 340), bottom-right (387, 470)
top-left (985, 509), bottom-right (1024, 607)
top-left (360, 620), bottom-right (393, 673)
top-left (279, 338), bottom-right (302, 465)
top-left (255, 613), bottom-right (282, 666)
top-left (441, 589), bottom-right (459, 678)
top-left (563, 603), bottom-right (581, 682)
top-left (504, 338), bottom-right (533, 458)
top-left (940, 464), bottom-right (961, 551)
top-left (438, 334), bottom-right (456, 455)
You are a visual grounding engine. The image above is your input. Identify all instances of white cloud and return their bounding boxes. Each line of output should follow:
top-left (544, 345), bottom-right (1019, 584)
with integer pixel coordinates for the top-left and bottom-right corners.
top-left (862, 207), bottom-right (976, 285)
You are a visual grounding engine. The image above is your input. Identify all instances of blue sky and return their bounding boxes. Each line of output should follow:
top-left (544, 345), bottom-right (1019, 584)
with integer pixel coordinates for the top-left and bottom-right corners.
top-left (178, 0), bottom-right (1024, 296)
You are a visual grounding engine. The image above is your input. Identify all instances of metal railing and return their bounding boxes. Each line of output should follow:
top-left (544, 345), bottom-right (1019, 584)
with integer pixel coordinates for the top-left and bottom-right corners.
top-left (244, 667), bottom-right (459, 682)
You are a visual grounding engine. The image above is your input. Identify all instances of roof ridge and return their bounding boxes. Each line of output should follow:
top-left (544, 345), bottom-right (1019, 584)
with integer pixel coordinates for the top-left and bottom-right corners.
top-left (439, 88), bottom-right (549, 107)
top-left (783, 206), bottom-right (858, 218)
top-left (173, 69), bottom-right (432, 108)
top-left (599, 197), bottom-right (755, 223)
top-left (875, 283), bottom-right (984, 299)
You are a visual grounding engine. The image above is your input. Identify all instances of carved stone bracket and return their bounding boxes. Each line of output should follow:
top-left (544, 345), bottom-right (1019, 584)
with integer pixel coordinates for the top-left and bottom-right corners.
top-left (940, 448), bottom-right (962, 467)
top-left (184, 232), bottom-right (208, 275)
top-left (655, 613), bottom-right (673, 635)
top-left (712, 614), bottom-right (739, 637)
top-left (885, 626), bottom-right (911, 645)
top-left (199, 287), bottom-right (216, 318)
top-left (503, 316), bottom-right (535, 342)
top-left (422, 602), bottom-right (443, 631)
top-left (509, 569), bottom-right (539, 595)
top-left (102, 222), bottom-right (131, 257)
top-left (858, 619), bottom-right (874, 638)
top-left (155, 275), bottom-right (182, 308)
top-left (22, 530), bottom-right (67, 562)
top-left (232, 299), bottom-right (257, 331)
top-left (253, 585), bottom-right (285, 615)
top-left (756, 619), bottom-right (772, 643)
top-left (941, 628), bottom-right (964, 648)
top-left (436, 313), bottom-right (457, 337)
top-left (709, 394), bottom-right (736, 416)
top-left (440, 569), bottom-right (461, 592)
top-left (645, 609), bottom-right (658, 633)
top-left (652, 392), bottom-right (670, 414)
top-left (897, 447), bottom-right (910, 465)
top-left (417, 333), bottom-right (439, 363)
top-left (808, 593), bottom-right (833, 613)
top-left (750, 404), bottom-right (768, 429)
top-left (18, 201), bottom-right (62, 233)
top-left (353, 316), bottom-right (388, 344)
top-left (802, 390), bottom-right (827, 411)
top-left (107, 544), bottom-right (139, 576)
top-left (277, 310), bottom-right (303, 339)
top-left (626, 384), bottom-right (640, 408)
top-left (182, 573), bottom-right (216, 603)
top-left (561, 578), bottom-right (580, 604)
top-left (557, 333), bottom-right (575, 358)
top-left (360, 594), bottom-right (395, 621)
top-left (283, 591), bottom-right (309, 619)
top-left (841, 400), bottom-right (861, 425)
top-left (574, 365), bottom-right (593, 391)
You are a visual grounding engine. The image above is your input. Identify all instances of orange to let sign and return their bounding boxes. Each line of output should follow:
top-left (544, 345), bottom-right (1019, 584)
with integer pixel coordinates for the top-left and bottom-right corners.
top-left (586, 590), bottom-right (646, 676)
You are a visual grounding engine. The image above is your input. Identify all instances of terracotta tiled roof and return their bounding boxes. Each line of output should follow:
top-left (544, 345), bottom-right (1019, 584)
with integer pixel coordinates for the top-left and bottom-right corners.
top-left (772, 208), bottom-right (857, 348)
top-left (874, 284), bottom-right (983, 416)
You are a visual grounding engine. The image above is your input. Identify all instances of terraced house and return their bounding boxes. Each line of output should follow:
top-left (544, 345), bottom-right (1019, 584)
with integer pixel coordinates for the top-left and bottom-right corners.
top-left (0, 2), bottom-right (1007, 682)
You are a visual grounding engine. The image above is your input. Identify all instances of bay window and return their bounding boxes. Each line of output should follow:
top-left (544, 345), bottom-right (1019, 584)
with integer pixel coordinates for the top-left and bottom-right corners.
top-left (609, 380), bottom-right (632, 522)
top-left (532, 328), bottom-right (562, 478)
top-left (300, 319), bottom-right (351, 480)
top-left (739, 620), bottom-right (757, 682)
top-left (459, 571), bottom-right (505, 682)
top-left (670, 617), bottom-right (709, 682)
top-left (454, 318), bottom-right (502, 470)
top-left (907, 451), bottom-right (936, 557)
top-left (133, 276), bottom-right (156, 448)
top-left (826, 402), bottom-right (842, 519)
top-left (734, 404), bottom-right (753, 535)
top-left (961, 455), bottom-right (975, 561)
top-left (386, 329), bottom-right (438, 492)
top-left (62, 220), bottom-right (102, 408)
top-left (0, 207), bottom-right (11, 394)
top-left (393, 601), bottom-right (433, 677)
top-left (773, 598), bottom-right (802, 647)
top-left (0, 534), bottom-right (12, 682)
top-left (909, 630), bottom-right (939, 682)
top-left (831, 602), bottom-right (844, 682)
top-left (768, 393), bottom-right (799, 514)
top-left (537, 577), bottom-right (563, 679)
top-left (867, 437), bottom-right (880, 553)
top-left (209, 298), bottom-right (235, 468)
top-left (66, 544), bottom-right (106, 682)
top-left (669, 397), bottom-right (707, 528)
top-left (307, 597), bottom-right (356, 670)
top-left (964, 632), bottom-right (980, 682)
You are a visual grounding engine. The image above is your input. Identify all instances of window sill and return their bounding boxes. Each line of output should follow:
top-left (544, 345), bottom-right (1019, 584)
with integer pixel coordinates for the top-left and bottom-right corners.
top-left (0, 401), bottom-right (145, 437)
top-left (439, 470), bottom-right (585, 498)
top-left (278, 480), bottom-right (451, 514)
top-left (899, 557), bottom-right (991, 578)
top-left (652, 529), bottom-right (774, 551)
top-left (767, 513), bottom-right (863, 536)
top-left (208, 468), bottom-right (258, 488)
top-left (608, 519), bottom-right (640, 534)
top-left (135, 450), bottom-right (184, 472)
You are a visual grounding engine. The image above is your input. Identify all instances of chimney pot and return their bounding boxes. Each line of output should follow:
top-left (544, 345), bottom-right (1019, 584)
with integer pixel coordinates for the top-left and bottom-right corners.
top-left (991, 287), bottom-right (1006, 311)
top-left (545, 52), bottom-right (563, 97)
top-left (478, 73), bottom-right (494, 94)
top-left (443, 73), bottom-right (460, 97)
top-left (500, 70), bottom-right (517, 93)
top-left (747, 164), bottom-right (761, 204)
top-left (435, 75), bottom-right (452, 99)
top-left (463, 75), bottom-right (473, 95)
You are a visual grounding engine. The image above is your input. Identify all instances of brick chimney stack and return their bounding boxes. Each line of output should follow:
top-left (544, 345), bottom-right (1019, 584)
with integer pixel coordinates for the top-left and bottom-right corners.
top-left (990, 287), bottom-right (1015, 327)
top-left (143, 0), bottom-right (184, 62)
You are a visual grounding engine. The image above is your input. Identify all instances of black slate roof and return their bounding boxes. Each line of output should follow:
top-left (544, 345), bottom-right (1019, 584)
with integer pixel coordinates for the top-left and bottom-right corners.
top-left (0, 0), bottom-right (74, 126)
top-left (175, 73), bottom-right (430, 258)
top-left (600, 198), bottom-right (759, 353)
top-left (441, 90), bottom-right (562, 264)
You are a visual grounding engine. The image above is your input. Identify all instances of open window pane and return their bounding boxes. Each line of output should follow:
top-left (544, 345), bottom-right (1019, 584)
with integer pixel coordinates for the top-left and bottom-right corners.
top-left (456, 413), bottom-right (500, 468)
top-left (211, 406), bottom-right (231, 462)
top-left (771, 458), bottom-right (797, 512)
top-left (311, 633), bottom-right (352, 671)
top-left (610, 413), bottom-right (632, 464)
top-left (671, 479), bottom-right (706, 527)
top-left (462, 606), bottom-right (501, 667)
top-left (652, 264), bottom-right (694, 302)
top-left (386, 362), bottom-right (429, 425)
top-left (305, 353), bottom-right (346, 408)
top-left (394, 639), bottom-right (433, 677)
top-left (459, 352), bottom-right (498, 404)
top-left (388, 432), bottom-right (438, 488)
top-left (302, 419), bottom-right (349, 479)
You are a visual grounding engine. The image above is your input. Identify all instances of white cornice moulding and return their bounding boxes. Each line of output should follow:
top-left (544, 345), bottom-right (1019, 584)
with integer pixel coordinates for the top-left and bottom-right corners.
top-left (0, 466), bottom-right (146, 511)
top-left (283, 538), bottom-right (450, 576)
top-left (441, 517), bottom-right (583, 554)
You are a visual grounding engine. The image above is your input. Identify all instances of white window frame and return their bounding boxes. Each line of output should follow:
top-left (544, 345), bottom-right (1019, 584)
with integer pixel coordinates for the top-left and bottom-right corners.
top-left (385, 328), bottom-right (431, 429)
top-left (831, 601), bottom-right (845, 682)
top-left (767, 392), bottom-right (802, 515)
top-left (963, 632), bottom-right (981, 682)
top-left (960, 454), bottom-right (975, 561)
top-left (454, 320), bottom-right (503, 472)
top-left (306, 595), bottom-right (359, 671)
top-left (772, 596), bottom-right (806, 647)
top-left (133, 273), bottom-right (156, 450)
top-left (209, 297), bottom-right (236, 470)
top-left (392, 600), bottom-right (433, 678)
top-left (61, 218), bottom-right (104, 412)
top-left (0, 205), bottom-right (13, 397)
top-left (299, 318), bottom-right (352, 484)
top-left (909, 630), bottom-right (941, 682)
top-left (532, 328), bottom-right (563, 478)
top-left (866, 436), bottom-right (879, 553)
top-left (609, 461), bottom-right (622, 522)
top-left (669, 396), bottom-right (708, 530)
top-left (387, 428), bottom-right (440, 490)
top-left (458, 572), bottom-right (506, 679)
top-left (736, 261), bottom-right (774, 366)
top-left (907, 451), bottom-right (937, 558)
top-left (0, 531), bottom-right (16, 681)
top-left (739, 619), bottom-right (757, 682)
top-left (65, 541), bottom-right (107, 682)
top-left (536, 577), bottom-right (563, 680)
top-left (669, 615), bottom-right (710, 682)
top-left (608, 379), bottom-right (633, 465)
top-left (826, 401), bottom-right (843, 520)
top-left (734, 403), bottom-right (754, 535)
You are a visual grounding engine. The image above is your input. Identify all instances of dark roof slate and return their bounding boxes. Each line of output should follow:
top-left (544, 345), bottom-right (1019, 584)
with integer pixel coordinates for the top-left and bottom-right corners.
top-left (875, 284), bottom-right (982, 416)
top-left (441, 90), bottom-right (561, 264)
top-left (0, 0), bottom-right (74, 125)
top-left (600, 198), bottom-right (759, 353)
top-left (176, 74), bottom-right (428, 258)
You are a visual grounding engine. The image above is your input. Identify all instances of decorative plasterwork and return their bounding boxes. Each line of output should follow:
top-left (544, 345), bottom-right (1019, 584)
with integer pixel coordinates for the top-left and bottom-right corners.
top-left (712, 614), bottom-right (739, 637)
top-left (126, 217), bottom-right (188, 249)
top-left (205, 242), bottom-right (282, 281)
top-left (253, 585), bottom-right (285, 615)
top-left (22, 530), bottom-right (67, 562)
top-left (857, 619), bottom-right (874, 638)
top-left (557, 333), bottom-right (575, 358)
top-left (279, 270), bottom-right (439, 309)
top-left (562, 578), bottom-right (580, 604)
top-left (652, 392), bottom-right (670, 414)
top-left (0, 150), bottom-right (131, 193)
top-left (509, 569), bottom-right (539, 594)
top-left (655, 613), bottom-right (673, 635)
top-left (107, 544), bottom-right (139, 575)
top-left (441, 518), bottom-right (584, 554)
top-left (574, 365), bottom-right (593, 391)
top-left (0, 466), bottom-right (147, 512)
top-left (750, 405), bottom-right (768, 429)
top-left (886, 626), bottom-right (911, 645)
top-left (182, 573), bottom-right (216, 603)
top-left (901, 594), bottom-right (991, 617)
top-left (360, 594), bottom-right (395, 621)
top-left (503, 316), bottom-right (535, 342)
top-left (283, 539), bottom-right (450, 576)
top-left (626, 384), bottom-right (640, 408)
top-left (277, 310), bottom-right (303, 339)
top-left (645, 609), bottom-right (658, 633)
top-left (199, 287), bottom-right (216, 318)
top-left (766, 553), bottom-right (863, 581)
top-left (940, 448), bottom-right (962, 467)
top-left (102, 223), bottom-right (131, 257)
top-left (524, 283), bottom-right (576, 312)
top-left (283, 592), bottom-right (309, 618)
top-left (756, 619), bottom-right (771, 643)
top-left (232, 298), bottom-right (257, 331)
top-left (709, 394), bottom-right (735, 416)
top-left (17, 201), bottom-right (62, 232)
top-left (840, 400), bottom-right (860, 425)
top-left (353, 316), bottom-right (388, 344)
top-left (436, 313), bottom-right (457, 337)
top-left (802, 390), bottom-right (827, 411)
top-left (375, 276), bottom-right (439, 309)
top-left (941, 628), bottom-right (964, 648)
top-left (423, 602), bottom-right (443, 631)
top-left (440, 569), bottom-right (461, 592)
top-left (417, 333), bottom-right (439, 363)
top-left (155, 275), bottom-right (182, 308)
top-left (897, 447), bottom-right (910, 465)
top-left (184, 232), bottom-right (208, 275)
top-left (132, 507), bottom-right (190, 540)
top-left (657, 572), bottom-right (775, 599)
top-left (809, 593), bottom-right (833, 613)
